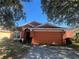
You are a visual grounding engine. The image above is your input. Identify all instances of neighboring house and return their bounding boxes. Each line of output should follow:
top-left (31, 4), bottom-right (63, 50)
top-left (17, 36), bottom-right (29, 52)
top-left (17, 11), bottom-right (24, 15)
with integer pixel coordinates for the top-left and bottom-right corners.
top-left (17, 21), bottom-right (74, 45)
top-left (0, 27), bottom-right (12, 40)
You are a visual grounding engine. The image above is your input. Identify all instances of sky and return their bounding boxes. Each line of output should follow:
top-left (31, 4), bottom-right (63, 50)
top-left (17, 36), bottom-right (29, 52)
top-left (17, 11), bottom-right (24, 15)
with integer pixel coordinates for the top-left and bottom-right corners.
top-left (16, 0), bottom-right (68, 27)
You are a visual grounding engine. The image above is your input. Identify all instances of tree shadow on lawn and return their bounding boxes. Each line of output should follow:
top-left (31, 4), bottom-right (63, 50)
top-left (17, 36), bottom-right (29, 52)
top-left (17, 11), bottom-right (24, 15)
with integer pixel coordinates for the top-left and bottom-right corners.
top-left (1, 38), bottom-right (79, 59)
top-left (0, 37), bottom-right (30, 59)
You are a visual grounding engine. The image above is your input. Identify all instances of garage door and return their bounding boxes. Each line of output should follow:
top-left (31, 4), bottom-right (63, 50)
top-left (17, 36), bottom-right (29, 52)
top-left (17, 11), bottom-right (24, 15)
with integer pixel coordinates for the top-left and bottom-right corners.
top-left (32, 30), bottom-right (64, 45)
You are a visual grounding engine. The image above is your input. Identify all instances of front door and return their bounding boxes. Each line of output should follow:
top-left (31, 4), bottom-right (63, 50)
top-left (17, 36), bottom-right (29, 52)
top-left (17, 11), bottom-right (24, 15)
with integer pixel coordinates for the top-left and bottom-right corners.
top-left (24, 28), bottom-right (32, 44)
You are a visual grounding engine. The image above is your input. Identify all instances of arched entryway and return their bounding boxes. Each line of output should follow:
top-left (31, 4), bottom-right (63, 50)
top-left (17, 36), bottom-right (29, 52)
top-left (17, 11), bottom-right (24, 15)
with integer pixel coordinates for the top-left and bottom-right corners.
top-left (23, 28), bottom-right (32, 45)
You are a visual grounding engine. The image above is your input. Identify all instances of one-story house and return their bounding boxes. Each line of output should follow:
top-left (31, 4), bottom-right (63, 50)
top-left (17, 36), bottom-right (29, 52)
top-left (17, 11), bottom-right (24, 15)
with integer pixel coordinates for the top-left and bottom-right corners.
top-left (17, 21), bottom-right (74, 45)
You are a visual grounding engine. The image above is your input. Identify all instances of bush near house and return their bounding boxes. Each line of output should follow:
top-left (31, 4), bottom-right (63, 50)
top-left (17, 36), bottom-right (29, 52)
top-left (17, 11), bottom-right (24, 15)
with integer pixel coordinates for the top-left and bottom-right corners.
top-left (71, 32), bottom-right (79, 49)
top-left (73, 32), bottom-right (79, 43)
top-left (0, 37), bottom-right (29, 59)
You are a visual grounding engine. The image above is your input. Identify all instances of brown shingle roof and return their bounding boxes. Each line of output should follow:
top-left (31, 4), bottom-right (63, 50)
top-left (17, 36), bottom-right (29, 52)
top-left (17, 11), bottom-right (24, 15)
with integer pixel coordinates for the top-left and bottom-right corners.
top-left (36, 23), bottom-right (61, 28)
top-left (17, 21), bottom-right (62, 31)
top-left (28, 21), bottom-right (41, 27)
top-left (22, 24), bottom-right (33, 28)
top-left (16, 21), bottom-right (41, 30)
top-left (21, 21), bottom-right (41, 28)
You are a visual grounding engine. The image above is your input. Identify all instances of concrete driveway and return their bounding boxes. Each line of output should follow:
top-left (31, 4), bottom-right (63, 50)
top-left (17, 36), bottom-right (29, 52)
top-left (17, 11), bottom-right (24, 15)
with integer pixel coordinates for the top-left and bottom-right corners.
top-left (21, 45), bottom-right (79, 59)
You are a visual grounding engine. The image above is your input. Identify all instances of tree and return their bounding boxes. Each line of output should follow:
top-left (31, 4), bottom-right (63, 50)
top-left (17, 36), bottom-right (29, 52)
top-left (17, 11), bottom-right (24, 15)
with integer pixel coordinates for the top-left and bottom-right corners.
top-left (41, 0), bottom-right (79, 26)
top-left (0, 0), bottom-right (30, 29)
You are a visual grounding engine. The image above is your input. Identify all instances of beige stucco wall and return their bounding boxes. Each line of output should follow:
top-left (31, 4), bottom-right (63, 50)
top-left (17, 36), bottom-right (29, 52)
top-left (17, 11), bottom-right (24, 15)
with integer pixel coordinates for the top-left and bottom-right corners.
top-left (0, 31), bottom-right (12, 41)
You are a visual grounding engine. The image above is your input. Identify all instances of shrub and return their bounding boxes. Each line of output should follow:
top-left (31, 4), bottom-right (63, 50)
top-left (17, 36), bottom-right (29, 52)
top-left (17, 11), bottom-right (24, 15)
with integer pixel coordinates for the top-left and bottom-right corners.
top-left (65, 38), bottom-right (72, 47)
top-left (73, 32), bottom-right (79, 43)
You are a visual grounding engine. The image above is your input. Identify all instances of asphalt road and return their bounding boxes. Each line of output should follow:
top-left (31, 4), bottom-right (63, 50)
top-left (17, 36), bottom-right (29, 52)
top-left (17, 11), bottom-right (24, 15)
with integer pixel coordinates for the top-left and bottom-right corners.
top-left (21, 45), bottom-right (79, 59)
